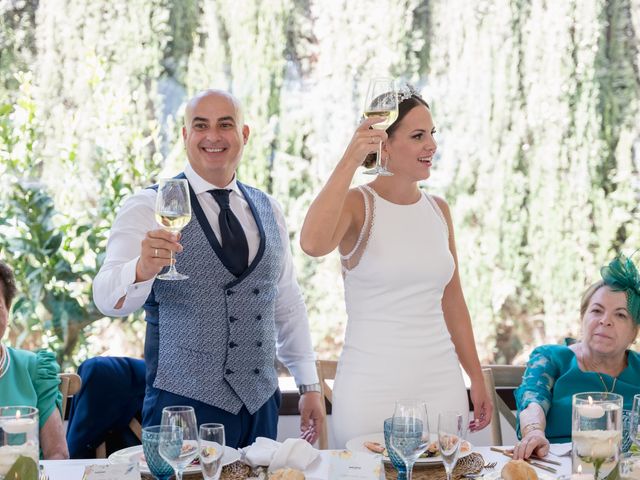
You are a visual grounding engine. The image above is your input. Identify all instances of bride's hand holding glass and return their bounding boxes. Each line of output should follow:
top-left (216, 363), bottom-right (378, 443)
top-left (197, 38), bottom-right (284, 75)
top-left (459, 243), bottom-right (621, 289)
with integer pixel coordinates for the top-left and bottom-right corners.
top-left (339, 117), bottom-right (389, 172)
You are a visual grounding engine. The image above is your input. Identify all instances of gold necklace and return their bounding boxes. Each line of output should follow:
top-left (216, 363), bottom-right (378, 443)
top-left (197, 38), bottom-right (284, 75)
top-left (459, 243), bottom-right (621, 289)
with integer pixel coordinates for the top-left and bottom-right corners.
top-left (596, 372), bottom-right (617, 393)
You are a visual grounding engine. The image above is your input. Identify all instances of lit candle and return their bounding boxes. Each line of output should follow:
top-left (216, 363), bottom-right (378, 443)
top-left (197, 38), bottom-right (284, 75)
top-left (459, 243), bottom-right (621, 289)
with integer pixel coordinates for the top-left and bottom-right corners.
top-left (570, 465), bottom-right (593, 479)
top-left (577, 396), bottom-right (605, 419)
top-left (0, 417), bottom-right (37, 435)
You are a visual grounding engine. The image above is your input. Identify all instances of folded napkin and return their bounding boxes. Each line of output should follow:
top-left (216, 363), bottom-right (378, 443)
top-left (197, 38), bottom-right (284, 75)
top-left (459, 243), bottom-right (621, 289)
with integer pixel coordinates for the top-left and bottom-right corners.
top-left (549, 442), bottom-right (572, 457)
top-left (241, 437), bottom-right (320, 472)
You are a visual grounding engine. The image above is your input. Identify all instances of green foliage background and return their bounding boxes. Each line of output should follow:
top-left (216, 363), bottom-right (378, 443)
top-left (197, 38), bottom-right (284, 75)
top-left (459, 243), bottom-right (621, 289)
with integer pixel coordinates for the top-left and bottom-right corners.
top-left (0, 0), bottom-right (639, 367)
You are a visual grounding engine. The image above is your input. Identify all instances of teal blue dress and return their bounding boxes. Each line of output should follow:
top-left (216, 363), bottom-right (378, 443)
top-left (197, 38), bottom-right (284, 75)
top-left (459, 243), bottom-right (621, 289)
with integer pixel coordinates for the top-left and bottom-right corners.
top-left (0, 347), bottom-right (62, 429)
top-left (515, 344), bottom-right (640, 443)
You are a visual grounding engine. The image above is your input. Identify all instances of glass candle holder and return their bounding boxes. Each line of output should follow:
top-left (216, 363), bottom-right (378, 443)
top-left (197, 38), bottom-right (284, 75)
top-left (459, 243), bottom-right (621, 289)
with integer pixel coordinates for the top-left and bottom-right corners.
top-left (572, 392), bottom-right (623, 480)
top-left (0, 406), bottom-right (39, 480)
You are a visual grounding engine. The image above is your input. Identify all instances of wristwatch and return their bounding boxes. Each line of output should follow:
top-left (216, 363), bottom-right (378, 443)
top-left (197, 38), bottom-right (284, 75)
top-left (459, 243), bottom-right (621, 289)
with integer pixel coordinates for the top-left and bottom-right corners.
top-left (298, 383), bottom-right (321, 395)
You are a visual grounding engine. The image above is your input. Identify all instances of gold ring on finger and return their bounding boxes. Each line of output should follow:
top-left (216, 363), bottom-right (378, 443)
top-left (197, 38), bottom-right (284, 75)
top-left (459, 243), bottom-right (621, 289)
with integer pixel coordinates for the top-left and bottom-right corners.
top-left (154, 248), bottom-right (159, 257)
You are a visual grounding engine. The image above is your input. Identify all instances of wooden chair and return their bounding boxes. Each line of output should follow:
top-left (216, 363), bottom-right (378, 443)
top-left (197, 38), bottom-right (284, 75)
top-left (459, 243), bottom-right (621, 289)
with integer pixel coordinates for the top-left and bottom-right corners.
top-left (481, 365), bottom-right (526, 445)
top-left (58, 372), bottom-right (82, 420)
top-left (316, 359), bottom-right (337, 450)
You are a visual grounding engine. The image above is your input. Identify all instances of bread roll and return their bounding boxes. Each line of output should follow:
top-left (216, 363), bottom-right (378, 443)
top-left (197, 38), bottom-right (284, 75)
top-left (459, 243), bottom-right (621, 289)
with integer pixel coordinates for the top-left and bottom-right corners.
top-left (269, 467), bottom-right (305, 480)
top-left (501, 459), bottom-right (538, 480)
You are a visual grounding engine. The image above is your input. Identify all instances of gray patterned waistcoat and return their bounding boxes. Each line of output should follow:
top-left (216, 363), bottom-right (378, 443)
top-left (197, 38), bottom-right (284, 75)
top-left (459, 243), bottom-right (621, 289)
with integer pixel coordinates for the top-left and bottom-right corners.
top-left (150, 180), bottom-right (282, 414)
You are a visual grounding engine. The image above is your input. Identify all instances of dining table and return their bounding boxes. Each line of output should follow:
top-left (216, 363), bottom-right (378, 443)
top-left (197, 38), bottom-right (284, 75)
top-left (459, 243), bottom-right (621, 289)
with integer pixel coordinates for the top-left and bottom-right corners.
top-left (40, 445), bottom-right (572, 479)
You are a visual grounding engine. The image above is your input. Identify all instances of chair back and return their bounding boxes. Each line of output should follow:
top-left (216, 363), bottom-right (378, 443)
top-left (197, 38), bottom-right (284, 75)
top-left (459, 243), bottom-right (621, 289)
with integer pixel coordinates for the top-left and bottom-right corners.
top-left (481, 364), bottom-right (526, 445)
top-left (316, 359), bottom-right (337, 450)
top-left (66, 356), bottom-right (146, 459)
top-left (58, 372), bottom-right (82, 420)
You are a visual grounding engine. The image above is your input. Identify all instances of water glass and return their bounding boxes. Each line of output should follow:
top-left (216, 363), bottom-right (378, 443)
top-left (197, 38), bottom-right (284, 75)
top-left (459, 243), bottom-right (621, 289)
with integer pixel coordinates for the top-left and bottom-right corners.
top-left (572, 392), bottom-right (623, 479)
top-left (384, 417), bottom-right (407, 480)
top-left (389, 400), bottom-right (429, 480)
top-left (0, 406), bottom-right (39, 480)
top-left (159, 406), bottom-right (199, 480)
top-left (199, 423), bottom-right (225, 480)
top-left (142, 426), bottom-right (175, 480)
top-left (437, 411), bottom-right (466, 480)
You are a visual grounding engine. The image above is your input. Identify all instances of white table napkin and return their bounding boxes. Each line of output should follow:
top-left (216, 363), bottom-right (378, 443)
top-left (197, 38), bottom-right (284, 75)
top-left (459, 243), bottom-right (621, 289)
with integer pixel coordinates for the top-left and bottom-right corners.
top-left (549, 442), bottom-right (572, 457)
top-left (241, 437), bottom-right (319, 472)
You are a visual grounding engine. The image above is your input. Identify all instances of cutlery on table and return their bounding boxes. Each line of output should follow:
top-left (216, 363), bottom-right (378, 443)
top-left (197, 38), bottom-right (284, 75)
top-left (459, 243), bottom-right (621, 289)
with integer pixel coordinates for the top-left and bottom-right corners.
top-left (489, 447), bottom-right (558, 474)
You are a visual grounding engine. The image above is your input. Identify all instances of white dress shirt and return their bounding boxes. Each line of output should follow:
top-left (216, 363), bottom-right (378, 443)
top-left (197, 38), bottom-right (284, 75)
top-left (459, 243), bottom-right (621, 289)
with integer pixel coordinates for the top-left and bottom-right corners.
top-left (93, 164), bottom-right (318, 385)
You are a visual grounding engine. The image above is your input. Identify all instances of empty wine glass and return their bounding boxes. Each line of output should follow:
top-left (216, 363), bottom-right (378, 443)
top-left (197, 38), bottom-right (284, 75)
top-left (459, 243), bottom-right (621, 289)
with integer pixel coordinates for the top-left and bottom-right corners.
top-left (362, 77), bottom-right (398, 176)
top-left (389, 399), bottom-right (430, 480)
top-left (159, 406), bottom-right (198, 480)
top-left (142, 425), bottom-right (176, 480)
top-left (199, 423), bottom-right (225, 480)
top-left (438, 411), bottom-right (466, 480)
top-left (155, 178), bottom-right (192, 280)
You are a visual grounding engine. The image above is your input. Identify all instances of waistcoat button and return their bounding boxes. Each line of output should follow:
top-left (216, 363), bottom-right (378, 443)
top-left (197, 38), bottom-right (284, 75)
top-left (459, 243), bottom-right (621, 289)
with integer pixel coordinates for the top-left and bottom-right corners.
top-left (253, 288), bottom-right (260, 295)
top-left (225, 369), bottom-right (234, 375)
top-left (256, 341), bottom-right (262, 347)
top-left (229, 316), bottom-right (237, 323)
top-left (254, 368), bottom-right (260, 374)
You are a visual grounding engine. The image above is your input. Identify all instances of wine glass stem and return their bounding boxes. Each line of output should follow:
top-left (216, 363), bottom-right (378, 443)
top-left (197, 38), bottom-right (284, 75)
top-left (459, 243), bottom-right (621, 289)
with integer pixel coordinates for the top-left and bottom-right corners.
top-left (376, 140), bottom-right (383, 170)
top-left (406, 461), bottom-right (414, 480)
top-left (166, 249), bottom-right (177, 275)
top-left (174, 468), bottom-right (183, 480)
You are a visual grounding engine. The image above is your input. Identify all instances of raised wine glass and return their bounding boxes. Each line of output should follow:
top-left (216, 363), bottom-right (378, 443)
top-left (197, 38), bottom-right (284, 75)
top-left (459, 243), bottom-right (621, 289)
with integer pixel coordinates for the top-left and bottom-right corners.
top-left (199, 423), bottom-right (225, 480)
top-left (155, 178), bottom-right (192, 280)
top-left (159, 406), bottom-right (199, 480)
top-left (362, 77), bottom-right (398, 176)
top-left (389, 399), bottom-right (430, 480)
top-left (437, 411), bottom-right (466, 480)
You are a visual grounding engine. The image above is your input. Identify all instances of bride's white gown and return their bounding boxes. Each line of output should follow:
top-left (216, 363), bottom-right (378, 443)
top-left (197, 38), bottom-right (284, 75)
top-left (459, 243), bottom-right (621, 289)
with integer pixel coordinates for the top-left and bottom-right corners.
top-left (331, 185), bottom-right (468, 448)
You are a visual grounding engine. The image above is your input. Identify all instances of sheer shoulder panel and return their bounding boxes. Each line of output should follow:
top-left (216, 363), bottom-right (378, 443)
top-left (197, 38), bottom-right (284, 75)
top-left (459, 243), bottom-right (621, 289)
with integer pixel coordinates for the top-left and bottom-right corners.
top-left (340, 185), bottom-right (375, 274)
top-left (424, 193), bottom-right (449, 239)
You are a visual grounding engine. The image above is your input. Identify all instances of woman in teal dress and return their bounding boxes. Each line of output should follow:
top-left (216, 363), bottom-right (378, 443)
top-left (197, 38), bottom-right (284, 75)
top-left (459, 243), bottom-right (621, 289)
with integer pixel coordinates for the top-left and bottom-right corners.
top-left (0, 261), bottom-right (69, 459)
top-left (513, 254), bottom-right (640, 460)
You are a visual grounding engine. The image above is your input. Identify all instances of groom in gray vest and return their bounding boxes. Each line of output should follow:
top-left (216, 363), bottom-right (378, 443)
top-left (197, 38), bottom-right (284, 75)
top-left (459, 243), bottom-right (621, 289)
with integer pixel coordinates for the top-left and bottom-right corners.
top-left (93, 89), bottom-right (323, 448)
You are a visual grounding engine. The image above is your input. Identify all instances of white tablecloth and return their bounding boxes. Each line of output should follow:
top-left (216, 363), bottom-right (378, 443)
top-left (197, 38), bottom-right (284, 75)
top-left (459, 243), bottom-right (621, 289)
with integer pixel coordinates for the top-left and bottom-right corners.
top-left (41, 446), bottom-right (572, 479)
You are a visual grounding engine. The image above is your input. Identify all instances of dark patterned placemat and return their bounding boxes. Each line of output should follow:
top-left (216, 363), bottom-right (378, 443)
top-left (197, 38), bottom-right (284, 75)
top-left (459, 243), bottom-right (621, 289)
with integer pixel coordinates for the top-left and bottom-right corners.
top-left (384, 452), bottom-right (485, 480)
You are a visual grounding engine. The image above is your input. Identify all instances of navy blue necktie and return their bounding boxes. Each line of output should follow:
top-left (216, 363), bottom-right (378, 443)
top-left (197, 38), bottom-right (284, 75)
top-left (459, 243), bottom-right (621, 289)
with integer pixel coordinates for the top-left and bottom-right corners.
top-left (209, 189), bottom-right (249, 277)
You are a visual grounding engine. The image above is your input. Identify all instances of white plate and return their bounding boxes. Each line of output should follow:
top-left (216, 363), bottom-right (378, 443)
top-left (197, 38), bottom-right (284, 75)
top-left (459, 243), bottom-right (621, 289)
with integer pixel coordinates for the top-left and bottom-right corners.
top-left (345, 432), bottom-right (473, 465)
top-left (108, 444), bottom-right (240, 474)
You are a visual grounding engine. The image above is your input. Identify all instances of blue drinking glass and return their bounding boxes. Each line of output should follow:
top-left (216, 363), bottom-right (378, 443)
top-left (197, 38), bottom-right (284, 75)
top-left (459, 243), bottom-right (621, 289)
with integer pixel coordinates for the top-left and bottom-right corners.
top-left (142, 425), bottom-right (176, 480)
top-left (384, 417), bottom-right (408, 480)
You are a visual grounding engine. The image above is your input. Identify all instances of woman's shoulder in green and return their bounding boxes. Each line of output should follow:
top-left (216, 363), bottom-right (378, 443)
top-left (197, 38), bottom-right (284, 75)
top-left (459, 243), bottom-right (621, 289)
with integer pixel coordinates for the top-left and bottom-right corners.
top-left (531, 343), bottom-right (575, 359)
top-left (6, 346), bottom-right (38, 368)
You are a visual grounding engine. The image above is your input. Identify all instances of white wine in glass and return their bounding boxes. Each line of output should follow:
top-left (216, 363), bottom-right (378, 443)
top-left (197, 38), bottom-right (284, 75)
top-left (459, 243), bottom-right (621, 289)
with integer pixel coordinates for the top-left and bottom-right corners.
top-left (155, 178), bottom-right (192, 280)
top-left (362, 77), bottom-right (398, 176)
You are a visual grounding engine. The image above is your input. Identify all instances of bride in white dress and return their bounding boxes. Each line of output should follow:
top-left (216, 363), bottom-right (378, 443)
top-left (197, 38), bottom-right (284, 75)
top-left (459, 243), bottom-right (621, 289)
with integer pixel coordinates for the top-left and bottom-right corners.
top-left (300, 87), bottom-right (493, 448)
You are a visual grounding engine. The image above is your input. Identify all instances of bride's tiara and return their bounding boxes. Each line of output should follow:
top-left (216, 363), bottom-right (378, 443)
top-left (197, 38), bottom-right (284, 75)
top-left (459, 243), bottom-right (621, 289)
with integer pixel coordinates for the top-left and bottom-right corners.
top-left (397, 84), bottom-right (423, 103)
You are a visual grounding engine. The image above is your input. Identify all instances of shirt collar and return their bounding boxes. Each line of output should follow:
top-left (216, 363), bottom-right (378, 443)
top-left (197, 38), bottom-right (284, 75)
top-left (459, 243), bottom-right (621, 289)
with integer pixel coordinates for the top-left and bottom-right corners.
top-left (184, 163), bottom-right (242, 197)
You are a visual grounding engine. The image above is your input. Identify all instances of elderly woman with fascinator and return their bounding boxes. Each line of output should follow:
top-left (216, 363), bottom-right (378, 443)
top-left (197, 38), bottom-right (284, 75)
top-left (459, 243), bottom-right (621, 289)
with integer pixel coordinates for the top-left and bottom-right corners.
top-left (513, 253), bottom-right (640, 460)
top-left (0, 261), bottom-right (68, 459)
